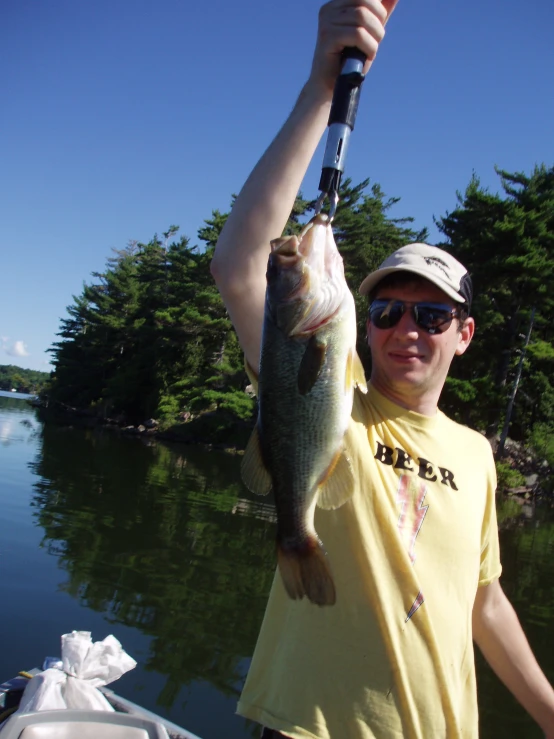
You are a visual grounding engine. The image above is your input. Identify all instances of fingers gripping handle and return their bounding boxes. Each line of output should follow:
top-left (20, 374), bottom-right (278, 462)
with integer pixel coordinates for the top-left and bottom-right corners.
top-left (318, 47), bottom-right (366, 211)
top-left (329, 47), bottom-right (366, 130)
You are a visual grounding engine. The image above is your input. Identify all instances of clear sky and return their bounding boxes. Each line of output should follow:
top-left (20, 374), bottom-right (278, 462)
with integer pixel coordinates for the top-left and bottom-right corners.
top-left (2, 0), bottom-right (553, 372)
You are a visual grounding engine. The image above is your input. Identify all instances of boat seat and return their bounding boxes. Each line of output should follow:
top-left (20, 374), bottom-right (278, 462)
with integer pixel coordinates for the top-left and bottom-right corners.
top-left (0, 710), bottom-right (169, 739)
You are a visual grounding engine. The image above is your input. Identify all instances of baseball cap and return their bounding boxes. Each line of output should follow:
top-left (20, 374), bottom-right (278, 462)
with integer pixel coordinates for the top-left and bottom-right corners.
top-left (359, 243), bottom-right (473, 310)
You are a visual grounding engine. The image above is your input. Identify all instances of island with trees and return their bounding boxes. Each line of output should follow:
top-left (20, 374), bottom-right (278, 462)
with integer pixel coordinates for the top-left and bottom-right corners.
top-left (37, 165), bottom-right (554, 490)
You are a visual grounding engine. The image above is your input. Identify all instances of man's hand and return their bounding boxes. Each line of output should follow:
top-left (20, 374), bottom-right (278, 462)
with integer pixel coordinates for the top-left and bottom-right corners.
top-left (308, 0), bottom-right (400, 97)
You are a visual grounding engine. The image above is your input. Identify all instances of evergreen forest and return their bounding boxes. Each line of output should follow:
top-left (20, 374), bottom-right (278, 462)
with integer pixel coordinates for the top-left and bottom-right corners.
top-left (0, 365), bottom-right (50, 394)
top-left (45, 165), bottom-right (554, 464)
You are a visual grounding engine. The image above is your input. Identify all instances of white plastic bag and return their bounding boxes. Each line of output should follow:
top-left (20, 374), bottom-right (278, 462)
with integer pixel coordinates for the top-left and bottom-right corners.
top-left (18, 631), bottom-right (137, 713)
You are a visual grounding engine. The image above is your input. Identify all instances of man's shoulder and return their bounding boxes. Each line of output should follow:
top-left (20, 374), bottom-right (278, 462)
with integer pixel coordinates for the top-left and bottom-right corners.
top-left (437, 410), bottom-right (493, 454)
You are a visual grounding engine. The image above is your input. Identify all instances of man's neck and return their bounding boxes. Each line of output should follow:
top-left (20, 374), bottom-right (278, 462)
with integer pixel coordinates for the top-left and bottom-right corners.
top-left (370, 376), bottom-right (439, 417)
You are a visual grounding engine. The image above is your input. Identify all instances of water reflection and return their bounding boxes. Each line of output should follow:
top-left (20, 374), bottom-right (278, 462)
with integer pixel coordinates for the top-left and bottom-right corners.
top-left (11, 398), bottom-right (554, 739)
top-left (0, 418), bottom-right (15, 444)
top-left (29, 422), bottom-right (276, 723)
top-left (0, 394), bottom-right (41, 445)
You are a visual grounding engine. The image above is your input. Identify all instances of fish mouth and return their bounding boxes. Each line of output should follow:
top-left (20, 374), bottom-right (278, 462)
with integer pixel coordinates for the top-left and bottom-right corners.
top-left (270, 235), bottom-right (302, 273)
top-left (272, 237), bottom-right (299, 258)
top-left (267, 213), bottom-right (348, 337)
top-left (297, 214), bottom-right (330, 258)
top-left (270, 214), bottom-right (330, 261)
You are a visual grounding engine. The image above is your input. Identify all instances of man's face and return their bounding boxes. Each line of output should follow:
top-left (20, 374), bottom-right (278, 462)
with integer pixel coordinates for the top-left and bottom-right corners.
top-left (366, 279), bottom-right (474, 409)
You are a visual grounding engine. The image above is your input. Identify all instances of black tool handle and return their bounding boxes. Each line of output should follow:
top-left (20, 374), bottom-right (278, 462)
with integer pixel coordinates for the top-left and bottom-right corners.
top-left (328, 47), bottom-right (366, 128)
top-left (318, 47), bottom-right (367, 197)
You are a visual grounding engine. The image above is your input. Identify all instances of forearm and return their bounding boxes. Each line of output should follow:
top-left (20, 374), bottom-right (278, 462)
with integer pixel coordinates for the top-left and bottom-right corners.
top-left (473, 583), bottom-right (554, 734)
top-left (211, 82), bottom-right (331, 371)
top-left (211, 82), bottom-right (331, 291)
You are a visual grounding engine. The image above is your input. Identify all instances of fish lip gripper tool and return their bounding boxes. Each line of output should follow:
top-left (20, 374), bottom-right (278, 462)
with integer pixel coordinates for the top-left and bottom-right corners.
top-left (315, 47), bottom-right (366, 221)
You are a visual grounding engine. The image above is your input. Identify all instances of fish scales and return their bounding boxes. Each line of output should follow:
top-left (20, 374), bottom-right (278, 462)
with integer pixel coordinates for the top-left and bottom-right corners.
top-left (259, 318), bottom-right (351, 519)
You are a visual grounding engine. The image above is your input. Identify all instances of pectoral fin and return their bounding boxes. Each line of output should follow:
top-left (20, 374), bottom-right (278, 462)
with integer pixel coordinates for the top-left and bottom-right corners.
top-left (241, 425), bottom-right (272, 495)
top-left (316, 448), bottom-right (355, 510)
top-left (346, 349), bottom-right (368, 394)
top-left (298, 335), bottom-right (327, 395)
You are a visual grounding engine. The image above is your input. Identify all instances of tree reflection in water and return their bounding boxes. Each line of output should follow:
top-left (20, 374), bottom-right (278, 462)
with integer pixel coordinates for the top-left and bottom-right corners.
top-left (29, 423), bottom-right (276, 713)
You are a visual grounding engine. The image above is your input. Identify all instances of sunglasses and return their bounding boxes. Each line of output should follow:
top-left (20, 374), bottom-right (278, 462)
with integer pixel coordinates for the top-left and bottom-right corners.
top-left (368, 299), bottom-right (460, 335)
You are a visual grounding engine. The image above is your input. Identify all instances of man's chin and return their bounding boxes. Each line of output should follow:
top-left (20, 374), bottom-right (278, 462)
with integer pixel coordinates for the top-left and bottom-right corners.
top-left (374, 368), bottom-right (432, 397)
top-left (387, 368), bottom-right (427, 388)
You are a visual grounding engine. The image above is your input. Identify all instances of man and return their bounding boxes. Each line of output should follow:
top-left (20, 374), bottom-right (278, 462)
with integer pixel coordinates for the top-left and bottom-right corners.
top-left (211, 1), bottom-right (554, 736)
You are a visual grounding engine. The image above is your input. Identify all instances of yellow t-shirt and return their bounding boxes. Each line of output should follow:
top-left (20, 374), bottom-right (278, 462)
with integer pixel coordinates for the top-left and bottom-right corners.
top-left (237, 385), bottom-right (502, 739)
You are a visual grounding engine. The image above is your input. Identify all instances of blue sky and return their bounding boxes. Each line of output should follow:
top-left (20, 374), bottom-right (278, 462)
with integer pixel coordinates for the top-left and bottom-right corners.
top-left (2, 0), bottom-right (553, 372)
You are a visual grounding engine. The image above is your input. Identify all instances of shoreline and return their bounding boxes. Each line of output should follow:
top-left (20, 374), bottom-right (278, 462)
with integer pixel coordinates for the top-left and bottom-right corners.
top-left (29, 397), bottom-right (251, 454)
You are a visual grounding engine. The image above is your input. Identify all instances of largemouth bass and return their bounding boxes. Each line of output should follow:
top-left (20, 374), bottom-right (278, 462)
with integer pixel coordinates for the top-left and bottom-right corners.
top-left (241, 214), bottom-right (367, 606)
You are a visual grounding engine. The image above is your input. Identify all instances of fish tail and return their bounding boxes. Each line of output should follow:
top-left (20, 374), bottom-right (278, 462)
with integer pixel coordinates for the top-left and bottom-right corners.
top-left (277, 536), bottom-right (336, 607)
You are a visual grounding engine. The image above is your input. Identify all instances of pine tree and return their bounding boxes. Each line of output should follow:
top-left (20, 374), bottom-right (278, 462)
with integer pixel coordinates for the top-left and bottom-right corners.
top-left (436, 165), bottom-right (554, 437)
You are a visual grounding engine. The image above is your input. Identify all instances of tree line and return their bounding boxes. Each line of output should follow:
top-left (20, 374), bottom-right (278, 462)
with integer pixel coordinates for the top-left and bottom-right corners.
top-left (0, 364), bottom-right (50, 394)
top-left (45, 164), bottom-right (554, 462)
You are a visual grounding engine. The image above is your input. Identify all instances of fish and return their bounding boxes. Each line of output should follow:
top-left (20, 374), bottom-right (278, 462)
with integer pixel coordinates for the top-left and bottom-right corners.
top-left (241, 213), bottom-right (367, 606)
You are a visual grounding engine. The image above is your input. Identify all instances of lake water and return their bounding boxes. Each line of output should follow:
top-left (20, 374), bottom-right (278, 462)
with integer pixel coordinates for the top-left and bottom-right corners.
top-left (0, 391), bottom-right (553, 738)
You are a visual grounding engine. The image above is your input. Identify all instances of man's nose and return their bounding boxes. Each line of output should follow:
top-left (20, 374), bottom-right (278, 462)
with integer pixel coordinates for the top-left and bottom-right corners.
top-left (393, 308), bottom-right (419, 337)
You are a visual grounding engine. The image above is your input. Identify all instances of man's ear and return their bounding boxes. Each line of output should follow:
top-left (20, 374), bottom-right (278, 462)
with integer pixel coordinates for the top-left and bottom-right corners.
top-left (455, 317), bottom-right (475, 356)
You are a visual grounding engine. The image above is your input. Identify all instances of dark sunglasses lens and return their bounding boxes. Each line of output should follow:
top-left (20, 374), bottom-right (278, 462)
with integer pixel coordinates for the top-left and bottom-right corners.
top-left (369, 301), bottom-right (455, 334)
top-left (369, 301), bottom-right (403, 329)
top-left (414, 304), bottom-right (454, 334)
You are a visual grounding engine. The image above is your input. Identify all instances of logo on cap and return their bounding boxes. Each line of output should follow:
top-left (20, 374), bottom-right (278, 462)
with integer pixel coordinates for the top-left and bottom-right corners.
top-left (423, 256), bottom-right (450, 279)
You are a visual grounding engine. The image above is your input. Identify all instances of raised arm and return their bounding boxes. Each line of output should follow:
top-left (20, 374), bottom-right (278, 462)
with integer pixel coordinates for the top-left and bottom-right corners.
top-left (210, 0), bottom-right (397, 373)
